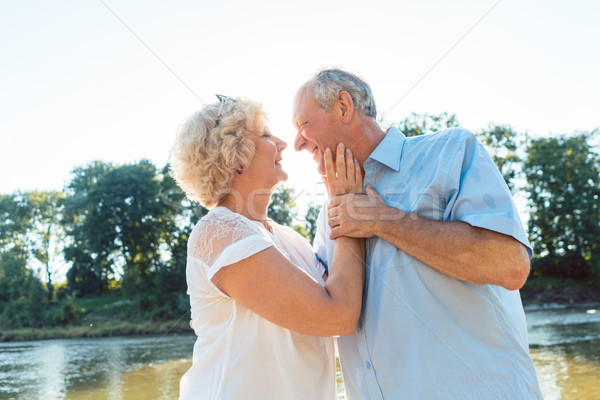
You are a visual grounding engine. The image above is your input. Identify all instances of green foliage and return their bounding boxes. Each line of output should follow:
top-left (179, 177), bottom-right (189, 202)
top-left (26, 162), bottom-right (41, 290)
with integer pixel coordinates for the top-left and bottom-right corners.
top-left (0, 247), bottom-right (29, 303)
top-left (22, 190), bottom-right (66, 300)
top-left (44, 295), bottom-right (83, 325)
top-left (3, 117), bottom-right (600, 333)
top-left (303, 204), bottom-right (321, 244)
top-left (393, 112), bottom-right (460, 137)
top-left (0, 248), bottom-right (47, 327)
top-left (268, 186), bottom-right (297, 226)
top-left (524, 131), bottom-right (600, 282)
top-left (62, 161), bottom-right (114, 295)
top-left (0, 193), bottom-right (31, 250)
top-left (61, 160), bottom-right (197, 299)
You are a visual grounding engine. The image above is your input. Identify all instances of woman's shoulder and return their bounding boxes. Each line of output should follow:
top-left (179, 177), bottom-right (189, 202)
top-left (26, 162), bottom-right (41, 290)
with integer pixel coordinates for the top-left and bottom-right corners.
top-left (188, 207), bottom-right (265, 261)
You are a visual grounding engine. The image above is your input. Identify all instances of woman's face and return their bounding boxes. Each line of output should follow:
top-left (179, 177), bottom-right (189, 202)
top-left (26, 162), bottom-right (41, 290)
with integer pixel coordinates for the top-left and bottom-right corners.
top-left (244, 128), bottom-right (288, 188)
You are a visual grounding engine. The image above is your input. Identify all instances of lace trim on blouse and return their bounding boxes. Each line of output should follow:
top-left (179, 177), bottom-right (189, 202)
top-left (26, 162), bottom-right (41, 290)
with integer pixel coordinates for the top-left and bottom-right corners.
top-left (188, 208), bottom-right (263, 266)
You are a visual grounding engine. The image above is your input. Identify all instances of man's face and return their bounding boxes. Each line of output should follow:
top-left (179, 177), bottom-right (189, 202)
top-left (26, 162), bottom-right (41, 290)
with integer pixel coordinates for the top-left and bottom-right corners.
top-left (292, 86), bottom-right (343, 176)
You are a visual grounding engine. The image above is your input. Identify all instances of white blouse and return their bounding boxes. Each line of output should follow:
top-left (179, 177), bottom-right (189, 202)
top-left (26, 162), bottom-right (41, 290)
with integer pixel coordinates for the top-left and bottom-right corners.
top-left (179, 207), bottom-right (336, 400)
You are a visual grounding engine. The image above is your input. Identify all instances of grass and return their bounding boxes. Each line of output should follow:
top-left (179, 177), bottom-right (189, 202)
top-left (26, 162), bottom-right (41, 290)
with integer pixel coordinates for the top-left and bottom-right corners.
top-left (0, 317), bottom-right (191, 342)
top-left (0, 293), bottom-right (192, 342)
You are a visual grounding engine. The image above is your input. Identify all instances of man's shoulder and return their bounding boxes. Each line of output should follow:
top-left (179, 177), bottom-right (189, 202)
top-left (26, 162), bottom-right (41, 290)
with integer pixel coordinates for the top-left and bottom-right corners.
top-left (409, 127), bottom-right (476, 145)
top-left (401, 128), bottom-right (477, 161)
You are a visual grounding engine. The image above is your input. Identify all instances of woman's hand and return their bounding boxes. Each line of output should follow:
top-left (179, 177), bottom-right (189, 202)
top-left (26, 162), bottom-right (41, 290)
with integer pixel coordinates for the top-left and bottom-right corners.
top-left (324, 143), bottom-right (363, 197)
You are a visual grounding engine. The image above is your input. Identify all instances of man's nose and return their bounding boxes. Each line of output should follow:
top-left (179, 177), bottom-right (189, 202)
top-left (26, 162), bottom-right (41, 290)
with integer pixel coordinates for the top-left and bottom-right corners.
top-left (293, 131), bottom-right (307, 152)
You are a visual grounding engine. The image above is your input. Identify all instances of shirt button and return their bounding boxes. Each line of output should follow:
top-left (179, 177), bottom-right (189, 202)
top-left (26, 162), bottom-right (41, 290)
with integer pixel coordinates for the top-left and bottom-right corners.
top-left (365, 361), bottom-right (372, 369)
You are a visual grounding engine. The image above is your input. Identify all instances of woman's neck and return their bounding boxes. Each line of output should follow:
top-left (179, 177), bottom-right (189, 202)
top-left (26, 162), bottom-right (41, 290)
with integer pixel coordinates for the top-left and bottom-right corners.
top-left (217, 189), bottom-right (271, 222)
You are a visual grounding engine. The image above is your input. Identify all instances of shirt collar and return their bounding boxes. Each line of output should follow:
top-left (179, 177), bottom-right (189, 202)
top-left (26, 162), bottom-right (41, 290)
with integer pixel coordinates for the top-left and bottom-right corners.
top-left (366, 126), bottom-right (405, 171)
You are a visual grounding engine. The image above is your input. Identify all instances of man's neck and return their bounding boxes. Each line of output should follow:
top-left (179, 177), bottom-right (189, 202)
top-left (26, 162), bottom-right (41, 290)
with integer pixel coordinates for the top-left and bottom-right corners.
top-left (348, 118), bottom-right (387, 166)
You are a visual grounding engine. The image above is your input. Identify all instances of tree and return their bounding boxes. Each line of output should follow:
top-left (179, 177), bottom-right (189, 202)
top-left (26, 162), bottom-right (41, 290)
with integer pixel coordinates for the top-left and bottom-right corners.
top-left (62, 161), bottom-right (114, 295)
top-left (0, 247), bottom-right (47, 328)
top-left (0, 193), bottom-right (50, 325)
top-left (147, 164), bottom-right (207, 315)
top-left (303, 204), bottom-right (321, 244)
top-left (524, 131), bottom-right (600, 282)
top-left (477, 124), bottom-right (522, 192)
top-left (0, 193), bottom-right (31, 251)
top-left (392, 112), bottom-right (460, 137)
top-left (22, 191), bottom-right (66, 300)
top-left (268, 186), bottom-right (297, 226)
top-left (0, 247), bottom-right (29, 303)
top-left (87, 160), bottom-right (166, 293)
top-left (62, 160), bottom-right (207, 302)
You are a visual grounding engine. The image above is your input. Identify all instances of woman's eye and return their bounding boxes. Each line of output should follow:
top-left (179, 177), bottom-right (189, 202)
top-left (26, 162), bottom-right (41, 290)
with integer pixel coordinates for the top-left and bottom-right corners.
top-left (262, 133), bottom-right (271, 138)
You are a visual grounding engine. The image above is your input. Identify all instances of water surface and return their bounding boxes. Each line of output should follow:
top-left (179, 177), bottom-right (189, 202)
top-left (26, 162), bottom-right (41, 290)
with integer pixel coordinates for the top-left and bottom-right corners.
top-left (1, 307), bottom-right (598, 399)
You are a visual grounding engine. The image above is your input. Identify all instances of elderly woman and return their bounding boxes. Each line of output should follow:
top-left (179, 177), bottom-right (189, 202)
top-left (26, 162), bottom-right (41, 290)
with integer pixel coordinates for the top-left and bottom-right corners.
top-left (170, 95), bottom-right (364, 400)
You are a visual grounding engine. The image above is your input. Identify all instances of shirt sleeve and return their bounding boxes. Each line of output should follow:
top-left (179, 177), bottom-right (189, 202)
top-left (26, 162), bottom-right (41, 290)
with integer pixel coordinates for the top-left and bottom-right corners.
top-left (313, 200), bottom-right (334, 274)
top-left (443, 130), bottom-right (533, 257)
top-left (188, 214), bottom-right (275, 280)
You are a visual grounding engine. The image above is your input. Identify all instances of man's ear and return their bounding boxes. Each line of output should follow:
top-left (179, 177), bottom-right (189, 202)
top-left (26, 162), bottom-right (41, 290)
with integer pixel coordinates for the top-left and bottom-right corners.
top-left (338, 91), bottom-right (354, 124)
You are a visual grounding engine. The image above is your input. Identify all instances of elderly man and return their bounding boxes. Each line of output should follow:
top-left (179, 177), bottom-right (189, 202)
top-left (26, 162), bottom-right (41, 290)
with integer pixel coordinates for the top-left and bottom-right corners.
top-left (293, 68), bottom-right (543, 400)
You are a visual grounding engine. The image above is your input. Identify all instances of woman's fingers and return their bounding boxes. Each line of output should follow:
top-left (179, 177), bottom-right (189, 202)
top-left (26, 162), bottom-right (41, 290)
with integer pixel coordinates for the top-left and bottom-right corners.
top-left (345, 148), bottom-right (354, 185)
top-left (355, 158), bottom-right (363, 190)
top-left (324, 147), bottom-right (336, 194)
top-left (325, 143), bottom-right (363, 196)
top-left (336, 143), bottom-right (347, 181)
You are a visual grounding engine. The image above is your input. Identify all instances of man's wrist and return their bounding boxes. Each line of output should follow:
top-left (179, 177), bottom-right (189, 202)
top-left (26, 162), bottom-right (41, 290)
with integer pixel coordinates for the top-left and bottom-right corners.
top-left (371, 204), bottom-right (406, 238)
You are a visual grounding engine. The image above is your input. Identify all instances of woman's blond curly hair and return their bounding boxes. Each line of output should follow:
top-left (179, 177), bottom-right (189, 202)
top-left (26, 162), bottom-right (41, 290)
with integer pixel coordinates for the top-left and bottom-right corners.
top-left (170, 97), bottom-right (268, 208)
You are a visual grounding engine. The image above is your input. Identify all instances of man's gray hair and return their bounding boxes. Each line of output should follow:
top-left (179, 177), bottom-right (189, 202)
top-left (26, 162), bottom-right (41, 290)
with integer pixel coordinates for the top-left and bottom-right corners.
top-left (308, 68), bottom-right (377, 118)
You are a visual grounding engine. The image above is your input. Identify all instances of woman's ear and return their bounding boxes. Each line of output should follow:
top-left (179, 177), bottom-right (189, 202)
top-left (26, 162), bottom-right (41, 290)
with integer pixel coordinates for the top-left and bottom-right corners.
top-left (337, 91), bottom-right (354, 124)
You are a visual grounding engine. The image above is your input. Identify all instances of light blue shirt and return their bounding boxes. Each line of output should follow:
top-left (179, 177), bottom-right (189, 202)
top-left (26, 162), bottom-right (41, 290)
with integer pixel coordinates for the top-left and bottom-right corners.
top-left (314, 127), bottom-right (543, 400)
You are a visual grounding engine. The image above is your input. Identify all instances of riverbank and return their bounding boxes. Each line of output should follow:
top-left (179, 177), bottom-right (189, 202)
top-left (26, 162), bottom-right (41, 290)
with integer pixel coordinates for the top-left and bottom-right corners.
top-left (521, 286), bottom-right (600, 311)
top-left (520, 279), bottom-right (600, 310)
top-left (0, 293), bottom-right (193, 342)
top-left (2, 282), bottom-right (598, 342)
top-left (0, 318), bottom-right (191, 342)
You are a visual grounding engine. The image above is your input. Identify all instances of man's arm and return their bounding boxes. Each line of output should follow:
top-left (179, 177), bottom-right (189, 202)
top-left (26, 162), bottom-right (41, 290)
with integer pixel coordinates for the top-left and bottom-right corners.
top-left (327, 185), bottom-right (530, 291)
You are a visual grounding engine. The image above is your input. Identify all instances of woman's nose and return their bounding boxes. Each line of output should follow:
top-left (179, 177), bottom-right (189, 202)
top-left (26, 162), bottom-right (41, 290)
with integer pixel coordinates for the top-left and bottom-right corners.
top-left (275, 136), bottom-right (287, 152)
top-left (277, 137), bottom-right (287, 151)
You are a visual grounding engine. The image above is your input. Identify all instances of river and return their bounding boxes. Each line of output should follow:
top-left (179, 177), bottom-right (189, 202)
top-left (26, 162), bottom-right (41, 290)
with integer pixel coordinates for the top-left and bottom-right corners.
top-left (1, 307), bottom-right (599, 399)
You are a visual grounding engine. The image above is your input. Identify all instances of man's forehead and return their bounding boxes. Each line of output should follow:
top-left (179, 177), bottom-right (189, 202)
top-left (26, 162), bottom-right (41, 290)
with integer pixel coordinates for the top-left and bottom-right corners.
top-left (295, 85), bottom-right (318, 111)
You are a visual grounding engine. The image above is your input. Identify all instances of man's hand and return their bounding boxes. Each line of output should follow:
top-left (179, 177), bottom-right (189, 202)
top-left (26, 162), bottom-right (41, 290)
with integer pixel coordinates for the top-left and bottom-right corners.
top-left (329, 184), bottom-right (530, 290)
top-left (328, 185), bottom-right (406, 239)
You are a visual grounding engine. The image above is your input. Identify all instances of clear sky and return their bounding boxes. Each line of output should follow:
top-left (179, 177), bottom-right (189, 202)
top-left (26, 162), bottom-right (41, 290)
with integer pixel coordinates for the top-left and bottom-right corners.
top-left (1, 0), bottom-right (599, 215)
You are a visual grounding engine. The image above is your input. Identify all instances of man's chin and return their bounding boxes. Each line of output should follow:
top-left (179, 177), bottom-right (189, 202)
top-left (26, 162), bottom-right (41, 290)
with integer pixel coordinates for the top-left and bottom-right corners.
top-left (316, 161), bottom-right (326, 176)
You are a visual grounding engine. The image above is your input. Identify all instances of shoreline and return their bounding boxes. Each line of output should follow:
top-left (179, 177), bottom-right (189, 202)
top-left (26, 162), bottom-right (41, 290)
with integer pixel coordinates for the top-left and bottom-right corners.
top-left (0, 318), bottom-right (192, 342)
top-left (2, 285), bottom-right (599, 342)
top-left (520, 284), bottom-right (600, 310)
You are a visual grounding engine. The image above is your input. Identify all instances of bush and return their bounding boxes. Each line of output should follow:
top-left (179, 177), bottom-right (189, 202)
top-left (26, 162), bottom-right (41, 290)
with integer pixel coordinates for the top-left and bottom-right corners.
top-left (44, 295), bottom-right (83, 325)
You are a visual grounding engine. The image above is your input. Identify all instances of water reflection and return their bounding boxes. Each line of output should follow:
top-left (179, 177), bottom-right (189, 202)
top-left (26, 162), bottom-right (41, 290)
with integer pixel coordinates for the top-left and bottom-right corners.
top-left (36, 342), bottom-right (67, 399)
top-left (0, 335), bottom-right (195, 400)
top-left (527, 307), bottom-right (600, 399)
top-left (0, 308), bottom-right (598, 400)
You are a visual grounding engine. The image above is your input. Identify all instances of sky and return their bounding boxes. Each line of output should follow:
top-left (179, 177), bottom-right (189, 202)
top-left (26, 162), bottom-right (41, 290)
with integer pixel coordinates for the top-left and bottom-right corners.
top-left (1, 0), bottom-right (599, 217)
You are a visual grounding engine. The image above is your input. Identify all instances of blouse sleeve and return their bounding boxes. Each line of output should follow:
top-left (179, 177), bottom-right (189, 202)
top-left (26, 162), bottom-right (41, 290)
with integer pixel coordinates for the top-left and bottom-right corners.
top-left (188, 212), bottom-right (275, 280)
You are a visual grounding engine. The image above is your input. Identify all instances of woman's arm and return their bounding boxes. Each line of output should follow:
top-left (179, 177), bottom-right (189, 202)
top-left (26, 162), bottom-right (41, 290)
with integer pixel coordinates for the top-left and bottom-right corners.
top-left (211, 144), bottom-right (365, 337)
